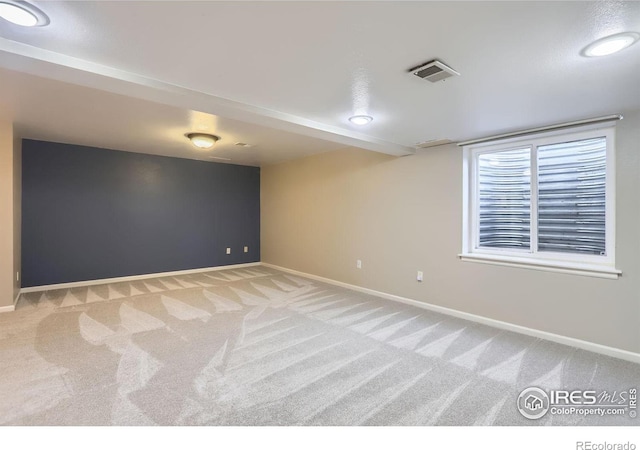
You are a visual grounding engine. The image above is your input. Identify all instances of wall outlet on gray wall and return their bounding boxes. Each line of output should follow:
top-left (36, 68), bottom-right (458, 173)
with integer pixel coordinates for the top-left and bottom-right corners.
top-left (226, 248), bottom-right (231, 255)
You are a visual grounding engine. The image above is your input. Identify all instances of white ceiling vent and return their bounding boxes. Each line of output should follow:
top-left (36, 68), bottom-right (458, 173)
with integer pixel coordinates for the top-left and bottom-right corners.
top-left (410, 60), bottom-right (459, 83)
top-left (415, 139), bottom-right (454, 149)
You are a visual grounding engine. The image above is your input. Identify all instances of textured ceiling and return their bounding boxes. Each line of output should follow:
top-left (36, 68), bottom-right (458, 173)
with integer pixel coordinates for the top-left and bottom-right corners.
top-left (0, 67), bottom-right (345, 166)
top-left (0, 1), bottom-right (639, 165)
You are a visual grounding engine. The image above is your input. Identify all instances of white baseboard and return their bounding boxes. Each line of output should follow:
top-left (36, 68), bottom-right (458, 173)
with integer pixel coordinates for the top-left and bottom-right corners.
top-left (19, 262), bottom-right (261, 294)
top-left (0, 291), bottom-right (20, 313)
top-left (0, 304), bottom-right (15, 313)
top-left (262, 263), bottom-right (640, 365)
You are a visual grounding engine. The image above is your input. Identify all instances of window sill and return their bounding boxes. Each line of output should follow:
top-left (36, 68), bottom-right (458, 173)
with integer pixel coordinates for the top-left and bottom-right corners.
top-left (458, 253), bottom-right (621, 279)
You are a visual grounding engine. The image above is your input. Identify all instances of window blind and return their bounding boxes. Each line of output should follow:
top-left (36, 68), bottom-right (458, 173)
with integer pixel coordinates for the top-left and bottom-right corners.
top-left (537, 137), bottom-right (607, 256)
top-left (478, 148), bottom-right (531, 249)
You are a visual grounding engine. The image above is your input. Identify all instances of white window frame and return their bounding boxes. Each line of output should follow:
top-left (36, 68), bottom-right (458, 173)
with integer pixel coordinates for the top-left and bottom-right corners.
top-left (460, 123), bottom-right (620, 279)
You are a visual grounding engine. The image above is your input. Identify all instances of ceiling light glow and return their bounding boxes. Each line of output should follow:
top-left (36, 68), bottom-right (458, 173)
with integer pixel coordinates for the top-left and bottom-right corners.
top-left (186, 133), bottom-right (220, 149)
top-left (349, 115), bottom-right (373, 126)
top-left (582, 32), bottom-right (639, 57)
top-left (0, 1), bottom-right (49, 27)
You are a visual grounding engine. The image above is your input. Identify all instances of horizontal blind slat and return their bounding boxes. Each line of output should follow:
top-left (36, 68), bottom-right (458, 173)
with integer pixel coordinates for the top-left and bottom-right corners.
top-left (537, 137), bottom-right (606, 256)
top-left (478, 148), bottom-right (531, 249)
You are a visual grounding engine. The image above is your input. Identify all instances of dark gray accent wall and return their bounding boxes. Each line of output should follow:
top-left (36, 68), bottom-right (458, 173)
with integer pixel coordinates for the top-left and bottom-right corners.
top-left (22, 140), bottom-right (260, 287)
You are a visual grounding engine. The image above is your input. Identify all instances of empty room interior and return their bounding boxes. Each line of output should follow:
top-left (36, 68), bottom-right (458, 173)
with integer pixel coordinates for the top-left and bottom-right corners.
top-left (1, 1), bottom-right (639, 431)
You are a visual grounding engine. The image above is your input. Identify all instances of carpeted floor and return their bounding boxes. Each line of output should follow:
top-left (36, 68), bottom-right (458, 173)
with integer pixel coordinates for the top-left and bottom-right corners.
top-left (1, 266), bottom-right (638, 426)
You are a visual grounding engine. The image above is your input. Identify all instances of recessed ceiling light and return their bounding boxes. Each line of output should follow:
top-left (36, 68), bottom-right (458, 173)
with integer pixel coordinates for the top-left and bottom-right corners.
top-left (0, 1), bottom-right (49, 27)
top-left (186, 133), bottom-right (220, 149)
top-left (582, 32), bottom-right (640, 57)
top-left (348, 115), bottom-right (373, 126)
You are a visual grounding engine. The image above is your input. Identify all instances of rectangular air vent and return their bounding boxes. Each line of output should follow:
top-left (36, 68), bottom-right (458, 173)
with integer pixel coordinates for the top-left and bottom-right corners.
top-left (415, 139), bottom-right (454, 149)
top-left (410, 60), bottom-right (459, 83)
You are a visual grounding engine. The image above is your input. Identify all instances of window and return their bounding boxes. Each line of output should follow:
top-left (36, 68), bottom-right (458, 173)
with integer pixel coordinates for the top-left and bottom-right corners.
top-left (461, 124), bottom-right (620, 279)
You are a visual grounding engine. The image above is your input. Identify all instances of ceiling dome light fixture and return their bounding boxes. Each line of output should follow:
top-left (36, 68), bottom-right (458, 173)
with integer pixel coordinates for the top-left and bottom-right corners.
top-left (348, 115), bottom-right (373, 126)
top-left (186, 133), bottom-right (220, 149)
top-left (582, 32), bottom-right (640, 57)
top-left (0, 1), bottom-right (50, 27)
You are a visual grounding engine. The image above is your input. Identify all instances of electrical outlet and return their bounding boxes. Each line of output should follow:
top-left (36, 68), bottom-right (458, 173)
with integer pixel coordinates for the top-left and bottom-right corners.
top-left (226, 248), bottom-right (231, 255)
top-left (417, 271), bottom-right (423, 282)
top-left (244, 246), bottom-right (249, 253)
top-left (356, 259), bottom-right (362, 269)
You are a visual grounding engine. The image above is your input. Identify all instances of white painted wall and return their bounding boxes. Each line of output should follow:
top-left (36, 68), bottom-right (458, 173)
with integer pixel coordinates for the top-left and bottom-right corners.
top-left (13, 128), bottom-right (21, 304)
top-left (0, 121), bottom-right (16, 309)
top-left (261, 112), bottom-right (640, 354)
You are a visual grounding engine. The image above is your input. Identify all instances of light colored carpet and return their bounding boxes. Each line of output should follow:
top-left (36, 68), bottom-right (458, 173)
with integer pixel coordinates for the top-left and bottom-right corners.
top-left (1, 266), bottom-right (638, 426)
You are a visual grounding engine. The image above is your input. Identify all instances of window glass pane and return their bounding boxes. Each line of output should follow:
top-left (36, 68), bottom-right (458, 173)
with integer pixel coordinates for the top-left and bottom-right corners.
top-left (537, 137), bottom-right (606, 256)
top-left (478, 148), bottom-right (531, 249)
